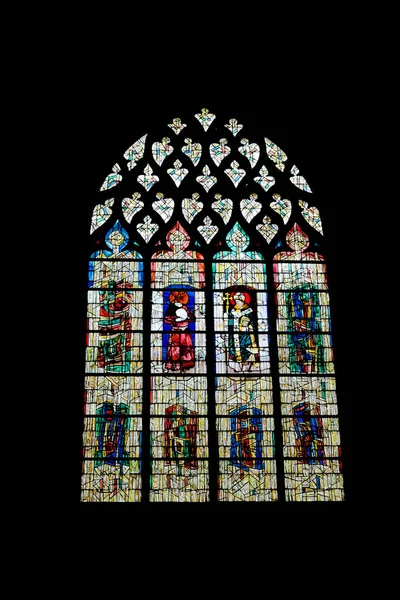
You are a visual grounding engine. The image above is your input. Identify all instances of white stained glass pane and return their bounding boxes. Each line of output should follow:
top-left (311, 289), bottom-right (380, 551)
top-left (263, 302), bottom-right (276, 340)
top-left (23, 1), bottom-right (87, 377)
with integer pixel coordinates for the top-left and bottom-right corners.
top-left (212, 194), bottom-right (233, 224)
top-left (240, 194), bottom-right (262, 222)
top-left (256, 216), bottom-right (279, 243)
top-left (90, 198), bottom-right (114, 233)
top-left (289, 165), bottom-right (312, 193)
top-left (299, 200), bottom-right (323, 234)
top-left (238, 138), bottom-right (260, 168)
top-left (279, 376), bottom-right (338, 416)
top-left (137, 216), bottom-right (159, 242)
top-left (81, 460), bottom-right (142, 503)
top-left (122, 193), bottom-right (144, 223)
top-left (210, 138), bottom-right (231, 166)
top-left (214, 376), bottom-right (274, 415)
top-left (123, 134), bottom-right (147, 170)
top-left (168, 118), bottom-right (187, 135)
top-left (182, 137), bottom-right (202, 166)
top-left (182, 193), bottom-right (203, 224)
top-left (254, 165), bottom-right (275, 192)
top-left (224, 118), bottom-right (243, 137)
top-left (150, 376), bottom-right (208, 415)
top-left (152, 137), bottom-right (173, 166)
top-left (84, 375), bottom-right (143, 415)
top-left (137, 164), bottom-right (159, 191)
top-left (196, 165), bottom-right (217, 192)
top-left (264, 137), bottom-right (287, 171)
top-left (195, 107), bottom-right (216, 131)
top-left (150, 461), bottom-right (209, 502)
top-left (284, 460), bottom-right (344, 502)
top-left (218, 460), bottom-right (278, 502)
top-left (224, 160), bottom-right (246, 187)
top-left (270, 194), bottom-right (291, 224)
top-left (168, 160), bottom-right (188, 187)
top-left (152, 193), bottom-right (174, 222)
top-left (197, 216), bottom-right (218, 243)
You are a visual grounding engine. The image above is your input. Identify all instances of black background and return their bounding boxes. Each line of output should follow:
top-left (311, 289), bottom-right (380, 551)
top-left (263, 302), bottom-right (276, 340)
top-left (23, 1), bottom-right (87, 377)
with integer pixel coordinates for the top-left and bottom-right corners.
top-left (40, 34), bottom-right (370, 544)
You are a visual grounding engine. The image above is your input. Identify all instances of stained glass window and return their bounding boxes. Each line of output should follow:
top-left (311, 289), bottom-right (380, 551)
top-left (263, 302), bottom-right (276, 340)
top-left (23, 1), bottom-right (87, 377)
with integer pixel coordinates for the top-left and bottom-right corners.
top-left (213, 223), bottom-right (277, 501)
top-left (273, 224), bottom-right (343, 500)
top-left (150, 223), bottom-right (208, 501)
top-left (80, 106), bottom-right (346, 505)
top-left (82, 221), bottom-right (143, 502)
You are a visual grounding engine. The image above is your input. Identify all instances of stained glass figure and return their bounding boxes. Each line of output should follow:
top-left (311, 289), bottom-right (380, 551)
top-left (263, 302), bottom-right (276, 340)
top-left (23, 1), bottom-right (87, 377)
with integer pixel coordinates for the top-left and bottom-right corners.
top-left (195, 107), bottom-right (216, 131)
top-left (209, 138), bottom-right (231, 166)
top-left (212, 193), bottom-right (233, 224)
top-left (238, 138), bottom-right (260, 168)
top-left (168, 117), bottom-right (187, 135)
top-left (123, 134), bottom-right (147, 171)
top-left (224, 160), bottom-right (246, 187)
top-left (224, 118), bottom-right (243, 137)
top-left (137, 215), bottom-right (159, 242)
top-left (137, 164), bottom-right (159, 191)
top-left (90, 198), bottom-right (114, 233)
top-left (224, 289), bottom-right (260, 372)
top-left (287, 287), bottom-right (325, 374)
top-left (163, 404), bottom-right (199, 472)
top-left (196, 165), bottom-right (217, 192)
top-left (82, 376), bottom-right (143, 502)
top-left (167, 159), bottom-right (188, 187)
top-left (92, 403), bottom-right (140, 468)
top-left (182, 193), bottom-right (203, 223)
top-left (197, 216), bottom-right (218, 243)
top-left (264, 137), bottom-right (287, 171)
top-left (152, 137), bottom-right (174, 166)
top-left (240, 193), bottom-right (262, 222)
top-left (100, 163), bottom-right (122, 191)
top-left (86, 222), bottom-right (143, 373)
top-left (122, 193), bottom-right (144, 223)
top-left (163, 290), bottom-right (196, 372)
top-left (152, 192), bottom-right (174, 222)
top-left (299, 199), bottom-right (323, 234)
top-left (256, 216), bottom-right (279, 243)
top-left (182, 137), bottom-right (202, 166)
top-left (291, 403), bottom-right (326, 464)
top-left (290, 165), bottom-right (312, 193)
top-left (97, 285), bottom-right (136, 373)
top-left (229, 407), bottom-right (264, 469)
top-left (283, 397), bottom-right (343, 501)
top-left (274, 225), bottom-right (332, 374)
top-left (270, 193), bottom-right (292, 224)
top-left (254, 165), bottom-right (275, 192)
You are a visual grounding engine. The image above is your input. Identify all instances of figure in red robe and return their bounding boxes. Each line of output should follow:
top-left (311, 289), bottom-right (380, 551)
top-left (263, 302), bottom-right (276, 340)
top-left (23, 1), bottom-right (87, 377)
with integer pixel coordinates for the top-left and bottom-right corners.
top-left (164, 290), bottom-right (195, 372)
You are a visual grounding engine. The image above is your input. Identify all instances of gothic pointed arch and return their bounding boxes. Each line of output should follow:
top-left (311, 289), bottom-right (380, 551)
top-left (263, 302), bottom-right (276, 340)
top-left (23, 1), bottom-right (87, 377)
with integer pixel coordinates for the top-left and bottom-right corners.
top-left (81, 107), bottom-right (345, 503)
